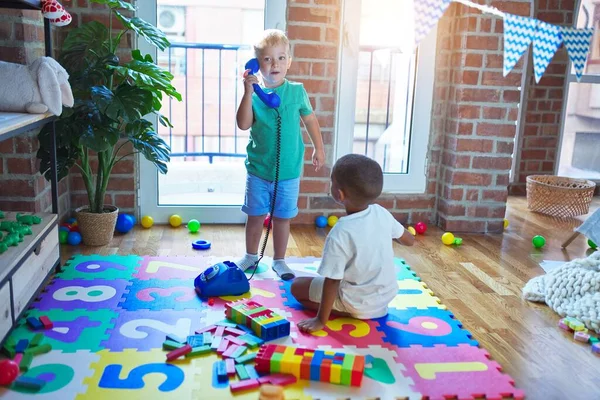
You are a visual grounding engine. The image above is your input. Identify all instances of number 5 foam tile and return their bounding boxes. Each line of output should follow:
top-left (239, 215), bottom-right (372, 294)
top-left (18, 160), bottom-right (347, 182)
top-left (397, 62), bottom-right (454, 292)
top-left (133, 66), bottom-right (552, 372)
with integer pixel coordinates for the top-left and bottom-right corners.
top-left (7, 309), bottom-right (118, 352)
top-left (32, 278), bottom-right (132, 311)
top-left (389, 279), bottom-right (447, 310)
top-left (0, 350), bottom-right (99, 399)
top-left (101, 309), bottom-right (207, 351)
top-left (81, 349), bottom-right (201, 400)
top-left (288, 309), bottom-right (387, 348)
top-left (390, 344), bottom-right (525, 400)
top-left (374, 307), bottom-right (479, 348)
top-left (118, 279), bottom-right (206, 311)
top-left (57, 254), bottom-right (143, 281)
top-left (304, 345), bottom-right (421, 400)
top-left (134, 256), bottom-right (212, 280)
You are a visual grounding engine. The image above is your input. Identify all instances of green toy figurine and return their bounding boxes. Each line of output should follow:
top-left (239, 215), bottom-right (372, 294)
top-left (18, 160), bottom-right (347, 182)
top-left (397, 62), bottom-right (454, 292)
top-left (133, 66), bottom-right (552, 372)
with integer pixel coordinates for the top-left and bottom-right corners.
top-left (16, 213), bottom-right (42, 225)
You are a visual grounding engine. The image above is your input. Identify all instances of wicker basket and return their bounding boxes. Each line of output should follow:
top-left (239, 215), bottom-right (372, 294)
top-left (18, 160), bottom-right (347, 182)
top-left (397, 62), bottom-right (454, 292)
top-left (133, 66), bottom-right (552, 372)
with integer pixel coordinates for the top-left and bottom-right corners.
top-left (75, 205), bottom-right (119, 246)
top-left (526, 175), bottom-right (596, 218)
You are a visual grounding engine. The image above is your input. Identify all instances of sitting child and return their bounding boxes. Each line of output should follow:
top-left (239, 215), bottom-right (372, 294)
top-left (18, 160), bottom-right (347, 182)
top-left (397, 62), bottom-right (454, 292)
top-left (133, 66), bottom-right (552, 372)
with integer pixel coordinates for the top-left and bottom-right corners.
top-left (291, 154), bottom-right (415, 332)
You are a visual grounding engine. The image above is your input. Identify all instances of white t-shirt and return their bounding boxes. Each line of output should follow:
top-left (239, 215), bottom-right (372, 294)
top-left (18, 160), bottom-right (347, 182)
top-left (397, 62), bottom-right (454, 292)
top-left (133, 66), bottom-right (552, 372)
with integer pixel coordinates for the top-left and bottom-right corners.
top-left (317, 204), bottom-right (404, 319)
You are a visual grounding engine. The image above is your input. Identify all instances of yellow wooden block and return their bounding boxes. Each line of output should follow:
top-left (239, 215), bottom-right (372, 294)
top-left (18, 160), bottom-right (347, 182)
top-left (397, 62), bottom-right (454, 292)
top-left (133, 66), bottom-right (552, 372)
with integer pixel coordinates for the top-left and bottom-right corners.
top-left (330, 363), bottom-right (342, 384)
top-left (260, 315), bottom-right (283, 326)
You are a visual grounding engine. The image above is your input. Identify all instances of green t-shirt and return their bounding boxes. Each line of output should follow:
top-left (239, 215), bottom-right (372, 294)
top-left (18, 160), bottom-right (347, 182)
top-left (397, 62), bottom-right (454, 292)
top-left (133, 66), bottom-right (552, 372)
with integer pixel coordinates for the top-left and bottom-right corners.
top-left (245, 79), bottom-right (313, 181)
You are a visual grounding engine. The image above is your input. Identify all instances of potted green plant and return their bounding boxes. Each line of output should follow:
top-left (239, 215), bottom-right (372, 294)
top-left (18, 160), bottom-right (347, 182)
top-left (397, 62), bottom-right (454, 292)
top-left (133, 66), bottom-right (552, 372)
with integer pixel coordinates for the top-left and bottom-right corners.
top-left (37, 0), bottom-right (181, 246)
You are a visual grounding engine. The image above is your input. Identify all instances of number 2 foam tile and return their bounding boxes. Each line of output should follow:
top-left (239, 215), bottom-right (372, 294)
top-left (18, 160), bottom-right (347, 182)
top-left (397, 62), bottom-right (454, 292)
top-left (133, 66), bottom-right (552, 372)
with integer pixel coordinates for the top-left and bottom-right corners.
top-left (134, 256), bottom-right (212, 280)
top-left (389, 279), bottom-right (447, 310)
top-left (390, 344), bottom-right (525, 400)
top-left (101, 309), bottom-right (207, 351)
top-left (81, 349), bottom-right (201, 400)
top-left (0, 350), bottom-right (99, 399)
top-left (118, 279), bottom-right (206, 311)
top-left (57, 254), bottom-right (143, 281)
top-left (374, 307), bottom-right (479, 348)
top-left (32, 278), bottom-right (132, 311)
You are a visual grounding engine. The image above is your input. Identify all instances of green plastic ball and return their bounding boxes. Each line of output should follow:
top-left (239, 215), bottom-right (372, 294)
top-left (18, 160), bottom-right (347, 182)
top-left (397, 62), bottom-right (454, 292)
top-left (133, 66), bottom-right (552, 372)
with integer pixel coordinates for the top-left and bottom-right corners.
top-left (588, 239), bottom-right (597, 249)
top-left (532, 235), bottom-right (546, 248)
top-left (59, 230), bottom-right (69, 244)
top-left (188, 219), bottom-right (201, 233)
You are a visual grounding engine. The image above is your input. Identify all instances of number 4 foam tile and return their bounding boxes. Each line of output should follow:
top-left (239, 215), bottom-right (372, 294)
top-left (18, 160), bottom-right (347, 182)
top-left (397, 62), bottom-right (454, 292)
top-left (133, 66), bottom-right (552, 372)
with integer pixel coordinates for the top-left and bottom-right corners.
top-left (57, 254), bottom-right (142, 280)
top-left (391, 344), bottom-right (525, 400)
top-left (0, 350), bottom-right (99, 399)
top-left (389, 280), bottom-right (447, 310)
top-left (134, 256), bottom-right (212, 280)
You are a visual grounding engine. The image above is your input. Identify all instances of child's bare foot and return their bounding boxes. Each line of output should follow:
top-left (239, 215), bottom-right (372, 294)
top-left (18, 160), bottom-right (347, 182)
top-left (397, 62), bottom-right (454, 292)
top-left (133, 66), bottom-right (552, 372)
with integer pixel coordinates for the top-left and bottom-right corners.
top-left (297, 317), bottom-right (325, 333)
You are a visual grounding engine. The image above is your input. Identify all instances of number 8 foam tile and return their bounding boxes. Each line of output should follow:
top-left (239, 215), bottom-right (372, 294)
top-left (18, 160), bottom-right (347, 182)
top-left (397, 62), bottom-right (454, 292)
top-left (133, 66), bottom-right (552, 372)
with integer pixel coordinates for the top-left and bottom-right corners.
top-left (134, 256), bottom-right (212, 280)
top-left (389, 279), bottom-right (447, 310)
top-left (57, 254), bottom-right (143, 280)
top-left (118, 279), bottom-right (206, 311)
top-left (81, 349), bottom-right (201, 400)
top-left (0, 350), bottom-right (99, 399)
top-left (33, 279), bottom-right (131, 311)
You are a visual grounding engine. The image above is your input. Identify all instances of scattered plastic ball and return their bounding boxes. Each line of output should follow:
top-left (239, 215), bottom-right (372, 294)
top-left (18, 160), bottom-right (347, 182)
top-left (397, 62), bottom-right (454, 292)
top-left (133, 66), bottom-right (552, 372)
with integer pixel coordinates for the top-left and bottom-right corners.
top-left (415, 222), bottom-right (427, 234)
top-left (71, 221), bottom-right (78, 227)
top-left (59, 230), bottom-right (69, 244)
top-left (188, 219), bottom-right (201, 233)
top-left (208, 298), bottom-right (215, 306)
top-left (61, 223), bottom-right (72, 231)
top-left (115, 214), bottom-right (134, 234)
top-left (67, 231), bottom-right (82, 246)
top-left (0, 359), bottom-right (19, 386)
top-left (407, 226), bottom-right (416, 236)
top-left (59, 226), bottom-right (70, 233)
top-left (69, 225), bottom-right (80, 232)
top-left (315, 215), bottom-right (327, 228)
top-left (532, 235), bottom-right (546, 248)
top-left (264, 214), bottom-right (271, 228)
top-left (141, 215), bottom-right (154, 229)
top-left (588, 239), bottom-right (597, 249)
top-left (441, 232), bottom-right (455, 245)
top-left (66, 217), bottom-right (76, 225)
top-left (327, 215), bottom-right (338, 227)
top-left (169, 214), bottom-right (182, 228)
top-left (503, 218), bottom-right (509, 229)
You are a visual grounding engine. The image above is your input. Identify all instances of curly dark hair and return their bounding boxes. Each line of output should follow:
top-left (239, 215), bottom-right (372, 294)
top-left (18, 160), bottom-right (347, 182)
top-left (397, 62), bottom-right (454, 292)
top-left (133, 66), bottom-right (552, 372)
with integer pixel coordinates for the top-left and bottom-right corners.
top-left (332, 154), bottom-right (383, 205)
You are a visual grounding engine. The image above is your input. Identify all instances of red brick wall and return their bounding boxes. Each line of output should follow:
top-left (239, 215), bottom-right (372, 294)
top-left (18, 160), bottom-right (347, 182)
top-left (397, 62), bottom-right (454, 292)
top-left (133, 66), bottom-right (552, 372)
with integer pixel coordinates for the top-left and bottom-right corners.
top-left (510, 1), bottom-right (576, 195)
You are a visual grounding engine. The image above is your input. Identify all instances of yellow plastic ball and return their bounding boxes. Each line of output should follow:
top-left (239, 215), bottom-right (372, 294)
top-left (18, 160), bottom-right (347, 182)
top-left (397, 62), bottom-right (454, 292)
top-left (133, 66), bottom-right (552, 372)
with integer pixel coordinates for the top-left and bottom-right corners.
top-left (141, 215), bottom-right (154, 229)
top-left (503, 218), bottom-right (509, 229)
top-left (327, 215), bottom-right (338, 227)
top-left (407, 226), bottom-right (416, 236)
top-left (441, 232), bottom-right (455, 245)
top-left (169, 214), bottom-right (182, 228)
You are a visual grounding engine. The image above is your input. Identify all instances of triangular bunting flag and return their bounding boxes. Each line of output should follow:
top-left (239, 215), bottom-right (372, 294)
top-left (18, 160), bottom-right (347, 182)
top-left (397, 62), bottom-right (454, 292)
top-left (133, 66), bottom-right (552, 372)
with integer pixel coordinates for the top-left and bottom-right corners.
top-left (533, 21), bottom-right (563, 83)
top-left (503, 14), bottom-right (538, 77)
top-left (414, 0), bottom-right (451, 49)
top-left (560, 26), bottom-right (594, 80)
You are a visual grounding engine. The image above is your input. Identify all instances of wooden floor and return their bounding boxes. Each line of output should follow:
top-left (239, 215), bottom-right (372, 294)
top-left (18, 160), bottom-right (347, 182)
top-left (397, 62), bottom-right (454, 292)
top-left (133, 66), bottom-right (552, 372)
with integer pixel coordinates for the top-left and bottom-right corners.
top-left (61, 196), bottom-right (600, 400)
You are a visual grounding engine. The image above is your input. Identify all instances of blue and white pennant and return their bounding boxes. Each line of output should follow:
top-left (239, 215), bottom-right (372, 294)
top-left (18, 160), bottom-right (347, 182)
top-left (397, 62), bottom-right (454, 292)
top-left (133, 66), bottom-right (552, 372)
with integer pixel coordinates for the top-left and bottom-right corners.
top-left (414, 0), bottom-right (451, 49)
top-left (533, 21), bottom-right (563, 83)
top-left (503, 14), bottom-right (538, 76)
top-left (560, 27), bottom-right (594, 80)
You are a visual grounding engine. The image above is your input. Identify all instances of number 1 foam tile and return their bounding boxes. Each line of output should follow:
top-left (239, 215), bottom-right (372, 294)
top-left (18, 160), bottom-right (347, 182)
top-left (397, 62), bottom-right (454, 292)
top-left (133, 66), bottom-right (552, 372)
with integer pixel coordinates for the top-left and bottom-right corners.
top-left (389, 280), bottom-right (447, 310)
top-left (101, 309), bottom-right (207, 351)
top-left (288, 309), bottom-right (387, 348)
top-left (390, 344), bottom-right (525, 400)
top-left (118, 279), bottom-right (206, 311)
top-left (8, 309), bottom-right (117, 352)
top-left (58, 254), bottom-right (143, 280)
top-left (81, 349), bottom-right (201, 400)
top-left (374, 307), bottom-right (479, 348)
top-left (33, 279), bottom-right (131, 311)
top-left (134, 256), bottom-right (212, 280)
top-left (304, 345), bottom-right (421, 400)
top-left (0, 350), bottom-right (99, 399)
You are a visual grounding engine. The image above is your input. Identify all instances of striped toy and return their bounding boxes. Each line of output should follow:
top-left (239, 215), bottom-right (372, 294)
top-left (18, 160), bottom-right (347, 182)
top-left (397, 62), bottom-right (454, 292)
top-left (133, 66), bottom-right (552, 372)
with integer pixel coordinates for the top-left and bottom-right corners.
top-left (225, 300), bottom-right (290, 341)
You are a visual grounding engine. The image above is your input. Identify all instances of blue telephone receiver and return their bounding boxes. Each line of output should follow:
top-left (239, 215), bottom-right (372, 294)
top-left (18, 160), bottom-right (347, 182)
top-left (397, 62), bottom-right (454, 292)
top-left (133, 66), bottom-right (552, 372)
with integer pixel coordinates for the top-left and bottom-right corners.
top-left (245, 58), bottom-right (281, 108)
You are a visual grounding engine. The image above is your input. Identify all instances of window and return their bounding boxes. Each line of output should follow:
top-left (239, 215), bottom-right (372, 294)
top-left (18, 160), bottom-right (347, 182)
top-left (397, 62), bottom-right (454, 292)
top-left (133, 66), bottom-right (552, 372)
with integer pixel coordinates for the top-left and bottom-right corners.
top-left (335, 0), bottom-right (435, 193)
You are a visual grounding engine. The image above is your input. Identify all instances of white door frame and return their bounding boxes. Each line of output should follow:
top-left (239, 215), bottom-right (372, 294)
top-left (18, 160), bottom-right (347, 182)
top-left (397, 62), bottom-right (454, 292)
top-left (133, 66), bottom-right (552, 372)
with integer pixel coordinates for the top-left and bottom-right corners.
top-left (137, 1), bottom-right (286, 223)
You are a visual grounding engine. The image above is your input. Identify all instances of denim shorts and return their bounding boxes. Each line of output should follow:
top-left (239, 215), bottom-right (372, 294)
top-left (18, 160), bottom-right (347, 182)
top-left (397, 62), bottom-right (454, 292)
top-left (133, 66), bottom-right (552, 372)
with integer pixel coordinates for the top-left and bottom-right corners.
top-left (242, 173), bottom-right (300, 219)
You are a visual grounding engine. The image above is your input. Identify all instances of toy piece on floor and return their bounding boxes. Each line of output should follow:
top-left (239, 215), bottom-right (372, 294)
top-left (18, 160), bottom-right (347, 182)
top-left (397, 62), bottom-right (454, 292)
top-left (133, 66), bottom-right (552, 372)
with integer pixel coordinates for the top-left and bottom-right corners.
top-left (141, 215), bottom-right (154, 229)
top-left (14, 375), bottom-right (45, 390)
top-left (259, 384), bottom-right (285, 400)
top-left (315, 215), bottom-right (327, 228)
top-left (255, 344), bottom-right (365, 387)
top-left (39, 316), bottom-right (53, 329)
top-left (327, 215), bottom-right (338, 227)
top-left (115, 214), bottom-right (134, 234)
top-left (574, 331), bottom-right (590, 343)
top-left (407, 226), bottom-right (416, 236)
top-left (188, 219), bottom-right (201, 233)
top-left (185, 345), bottom-right (211, 358)
top-left (194, 261), bottom-right (250, 297)
top-left (192, 240), bottom-right (211, 250)
top-left (169, 214), bottom-right (182, 228)
top-left (415, 221), bottom-right (427, 234)
top-left (592, 343), bottom-right (600, 354)
top-left (230, 378), bottom-right (260, 393)
top-left (532, 235), bottom-right (546, 249)
top-left (441, 232), bottom-right (462, 246)
top-left (27, 317), bottom-right (44, 330)
top-left (0, 359), bottom-right (19, 386)
top-left (167, 333), bottom-right (186, 344)
top-left (225, 299), bottom-right (290, 341)
top-left (16, 213), bottom-right (42, 225)
top-left (217, 360), bottom-right (228, 383)
top-left (166, 344), bottom-right (192, 361)
top-left (15, 339), bottom-right (29, 354)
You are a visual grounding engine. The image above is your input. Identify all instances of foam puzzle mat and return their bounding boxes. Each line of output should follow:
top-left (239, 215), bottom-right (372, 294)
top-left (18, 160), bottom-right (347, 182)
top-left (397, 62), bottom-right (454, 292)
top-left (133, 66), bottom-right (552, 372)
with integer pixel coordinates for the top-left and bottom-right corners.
top-left (0, 255), bottom-right (524, 399)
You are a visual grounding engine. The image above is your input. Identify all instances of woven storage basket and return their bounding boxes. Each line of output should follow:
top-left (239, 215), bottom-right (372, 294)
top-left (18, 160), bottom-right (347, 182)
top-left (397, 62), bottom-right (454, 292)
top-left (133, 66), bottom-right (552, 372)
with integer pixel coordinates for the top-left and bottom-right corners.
top-left (526, 175), bottom-right (596, 218)
top-left (75, 205), bottom-right (119, 246)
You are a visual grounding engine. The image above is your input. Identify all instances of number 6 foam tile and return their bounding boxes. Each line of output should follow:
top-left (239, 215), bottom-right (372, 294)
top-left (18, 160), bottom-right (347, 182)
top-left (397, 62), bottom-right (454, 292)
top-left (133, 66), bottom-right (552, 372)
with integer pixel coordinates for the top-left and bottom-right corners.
top-left (101, 309), bottom-right (207, 351)
top-left (57, 254), bottom-right (143, 280)
top-left (134, 256), bottom-right (212, 280)
top-left (389, 280), bottom-right (447, 310)
top-left (81, 349), bottom-right (201, 400)
top-left (118, 279), bottom-right (206, 311)
top-left (0, 350), bottom-right (99, 399)
top-left (33, 278), bottom-right (131, 311)
top-left (390, 344), bottom-right (525, 400)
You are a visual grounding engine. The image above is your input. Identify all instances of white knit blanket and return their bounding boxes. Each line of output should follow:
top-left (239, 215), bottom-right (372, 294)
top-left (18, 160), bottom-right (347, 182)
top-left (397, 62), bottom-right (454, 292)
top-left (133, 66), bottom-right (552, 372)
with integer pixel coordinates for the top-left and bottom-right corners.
top-left (522, 251), bottom-right (600, 333)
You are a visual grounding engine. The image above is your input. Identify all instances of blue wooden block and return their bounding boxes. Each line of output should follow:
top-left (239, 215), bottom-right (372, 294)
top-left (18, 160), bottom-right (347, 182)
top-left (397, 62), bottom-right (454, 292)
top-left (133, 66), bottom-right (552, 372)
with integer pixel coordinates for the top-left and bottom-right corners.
top-left (166, 333), bottom-right (186, 343)
top-left (245, 364), bottom-right (260, 379)
top-left (15, 339), bottom-right (29, 353)
top-left (26, 317), bottom-right (44, 330)
top-left (186, 335), bottom-right (204, 347)
top-left (14, 376), bottom-right (45, 390)
top-left (216, 361), bottom-right (228, 383)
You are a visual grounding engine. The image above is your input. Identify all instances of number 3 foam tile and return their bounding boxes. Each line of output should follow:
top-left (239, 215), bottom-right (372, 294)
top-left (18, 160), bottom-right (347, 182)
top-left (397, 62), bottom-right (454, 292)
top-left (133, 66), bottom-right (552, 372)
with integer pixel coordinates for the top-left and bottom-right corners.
top-left (0, 350), bottom-right (99, 399)
top-left (58, 254), bottom-right (143, 281)
top-left (101, 309), bottom-right (207, 351)
top-left (118, 279), bottom-right (206, 311)
top-left (7, 309), bottom-right (118, 352)
top-left (134, 256), bottom-right (212, 280)
top-left (374, 307), bottom-right (479, 348)
top-left (81, 349), bottom-right (200, 400)
top-left (33, 278), bottom-right (131, 311)
top-left (391, 344), bottom-right (524, 400)
top-left (389, 280), bottom-right (447, 310)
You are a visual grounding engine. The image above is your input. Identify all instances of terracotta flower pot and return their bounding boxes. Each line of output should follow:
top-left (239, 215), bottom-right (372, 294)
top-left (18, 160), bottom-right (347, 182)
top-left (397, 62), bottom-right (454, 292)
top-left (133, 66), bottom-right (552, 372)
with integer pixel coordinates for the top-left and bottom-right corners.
top-left (74, 205), bottom-right (119, 246)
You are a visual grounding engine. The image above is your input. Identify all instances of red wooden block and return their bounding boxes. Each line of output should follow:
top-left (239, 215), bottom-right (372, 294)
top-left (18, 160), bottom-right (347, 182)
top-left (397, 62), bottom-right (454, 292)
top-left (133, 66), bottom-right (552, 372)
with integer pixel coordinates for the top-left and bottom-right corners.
top-left (217, 338), bottom-right (230, 354)
top-left (300, 359), bottom-right (311, 380)
top-left (224, 335), bottom-right (245, 346)
top-left (320, 359), bottom-right (332, 383)
top-left (166, 344), bottom-right (192, 361)
top-left (225, 358), bottom-right (236, 376)
top-left (268, 374), bottom-right (297, 386)
top-left (39, 316), bottom-right (53, 330)
top-left (229, 378), bottom-right (260, 392)
top-left (351, 355), bottom-right (365, 387)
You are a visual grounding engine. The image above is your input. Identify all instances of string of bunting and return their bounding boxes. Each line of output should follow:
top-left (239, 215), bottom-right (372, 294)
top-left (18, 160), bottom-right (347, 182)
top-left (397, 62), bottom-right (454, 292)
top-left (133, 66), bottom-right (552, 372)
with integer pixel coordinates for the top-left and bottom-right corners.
top-left (415, 0), bottom-right (595, 82)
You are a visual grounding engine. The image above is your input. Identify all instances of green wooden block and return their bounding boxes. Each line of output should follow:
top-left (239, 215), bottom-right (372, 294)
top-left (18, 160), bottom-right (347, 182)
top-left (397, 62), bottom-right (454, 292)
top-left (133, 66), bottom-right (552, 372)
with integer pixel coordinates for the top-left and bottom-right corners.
top-left (215, 320), bottom-right (237, 328)
top-left (202, 332), bottom-right (213, 345)
top-left (2, 345), bottom-right (15, 359)
top-left (235, 352), bottom-right (257, 364)
top-left (25, 343), bottom-right (51, 356)
top-left (185, 345), bottom-right (212, 358)
top-left (340, 353), bottom-right (354, 386)
top-left (235, 364), bottom-right (250, 380)
top-left (162, 340), bottom-right (184, 350)
top-left (270, 352), bottom-right (282, 373)
top-left (247, 306), bottom-right (267, 316)
top-left (590, 336), bottom-right (599, 344)
top-left (29, 333), bottom-right (44, 347)
top-left (19, 353), bottom-right (33, 372)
